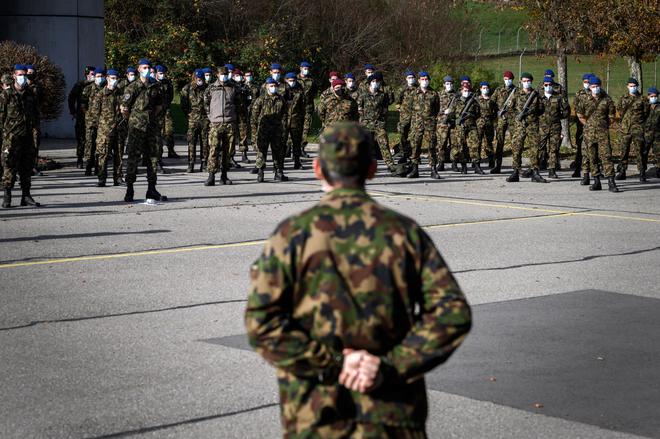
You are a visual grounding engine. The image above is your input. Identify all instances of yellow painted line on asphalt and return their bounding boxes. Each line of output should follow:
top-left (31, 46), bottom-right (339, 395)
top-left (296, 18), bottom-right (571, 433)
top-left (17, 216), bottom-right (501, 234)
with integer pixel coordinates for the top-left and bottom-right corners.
top-left (424, 212), bottom-right (576, 230)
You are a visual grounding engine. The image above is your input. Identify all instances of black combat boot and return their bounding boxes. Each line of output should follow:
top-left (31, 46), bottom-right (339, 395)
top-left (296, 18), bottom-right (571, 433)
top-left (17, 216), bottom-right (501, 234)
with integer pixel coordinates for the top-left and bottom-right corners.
top-left (20, 188), bottom-right (40, 206)
top-left (187, 161), bottom-right (194, 173)
top-left (580, 172), bottom-right (590, 186)
top-left (241, 151), bottom-right (250, 163)
top-left (406, 164), bottom-right (419, 178)
top-left (474, 162), bottom-right (485, 175)
top-left (231, 157), bottom-right (242, 169)
top-left (97, 177), bottom-right (106, 187)
top-left (451, 161), bottom-right (459, 172)
top-left (589, 175), bottom-right (602, 191)
top-left (257, 168), bottom-right (265, 183)
top-left (200, 161), bottom-right (206, 172)
top-left (488, 154), bottom-right (495, 169)
top-left (639, 170), bottom-right (647, 182)
top-left (204, 172), bottom-right (216, 186)
top-left (156, 160), bottom-right (165, 174)
top-left (2, 188), bottom-right (11, 208)
top-left (572, 168), bottom-right (581, 178)
top-left (76, 157), bottom-right (84, 169)
top-left (436, 161), bottom-right (445, 172)
top-left (124, 183), bottom-right (134, 202)
top-left (607, 176), bottom-right (620, 192)
top-left (114, 176), bottom-right (125, 186)
top-left (548, 169), bottom-right (559, 179)
top-left (220, 169), bottom-right (232, 185)
top-left (85, 161), bottom-right (93, 176)
top-left (506, 169), bottom-right (520, 182)
top-left (250, 167), bottom-right (260, 174)
top-left (301, 146), bottom-right (311, 158)
top-left (490, 158), bottom-right (502, 174)
top-left (430, 166), bottom-right (440, 180)
top-left (521, 168), bottom-right (533, 178)
top-left (277, 170), bottom-right (289, 182)
top-left (293, 156), bottom-right (302, 170)
top-left (615, 168), bottom-right (626, 180)
top-left (146, 182), bottom-right (166, 201)
top-left (531, 169), bottom-right (548, 183)
top-left (460, 163), bottom-right (468, 174)
top-left (167, 146), bottom-right (179, 158)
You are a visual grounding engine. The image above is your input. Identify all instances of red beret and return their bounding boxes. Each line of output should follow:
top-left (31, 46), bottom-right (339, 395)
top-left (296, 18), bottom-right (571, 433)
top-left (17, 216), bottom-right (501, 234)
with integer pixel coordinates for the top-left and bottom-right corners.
top-left (503, 71), bottom-right (514, 79)
top-left (331, 78), bottom-right (345, 88)
top-left (329, 71), bottom-right (340, 79)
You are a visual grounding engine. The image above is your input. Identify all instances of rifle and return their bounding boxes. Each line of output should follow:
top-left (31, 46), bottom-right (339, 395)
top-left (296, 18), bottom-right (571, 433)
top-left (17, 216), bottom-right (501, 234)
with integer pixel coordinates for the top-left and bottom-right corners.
top-left (516, 90), bottom-right (538, 122)
top-left (441, 94), bottom-right (457, 125)
top-left (497, 87), bottom-right (517, 117)
top-left (458, 93), bottom-right (476, 126)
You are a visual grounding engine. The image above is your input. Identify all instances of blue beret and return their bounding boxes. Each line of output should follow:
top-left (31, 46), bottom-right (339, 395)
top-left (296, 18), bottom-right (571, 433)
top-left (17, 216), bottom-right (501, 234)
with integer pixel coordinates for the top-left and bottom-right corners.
top-left (479, 81), bottom-right (489, 87)
top-left (126, 67), bottom-right (136, 74)
top-left (25, 64), bottom-right (35, 71)
top-left (284, 72), bottom-right (296, 79)
top-left (460, 75), bottom-right (471, 82)
top-left (589, 76), bottom-right (601, 85)
top-left (14, 64), bottom-right (27, 71)
top-left (106, 69), bottom-right (119, 76)
top-left (95, 68), bottom-right (106, 75)
top-left (194, 69), bottom-right (204, 79)
top-left (202, 67), bottom-right (212, 74)
top-left (543, 76), bottom-right (554, 84)
top-left (418, 71), bottom-right (430, 79)
top-left (648, 87), bottom-right (659, 95)
top-left (443, 75), bottom-right (453, 82)
top-left (224, 64), bottom-right (234, 70)
top-left (582, 73), bottom-right (593, 80)
top-left (137, 58), bottom-right (151, 66)
top-left (300, 61), bottom-right (311, 68)
top-left (344, 73), bottom-right (355, 79)
top-left (545, 69), bottom-right (555, 77)
top-left (155, 65), bottom-right (167, 72)
top-left (369, 72), bottom-right (383, 81)
top-left (265, 77), bottom-right (278, 85)
top-left (364, 63), bottom-right (376, 70)
top-left (627, 77), bottom-right (639, 86)
top-left (404, 70), bottom-right (415, 77)
top-left (270, 63), bottom-right (282, 70)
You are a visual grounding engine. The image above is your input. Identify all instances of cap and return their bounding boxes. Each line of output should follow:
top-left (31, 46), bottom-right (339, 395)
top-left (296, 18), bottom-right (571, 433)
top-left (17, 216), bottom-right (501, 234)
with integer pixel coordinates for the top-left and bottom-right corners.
top-left (521, 72), bottom-right (533, 81)
top-left (25, 64), bottom-right (35, 72)
top-left (648, 87), bottom-right (659, 95)
top-left (368, 72), bottom-right (383, 81)
top-left (405, 70), bottom-right (415, 77)
top-left (418, 71), bottom-right (430, 79)
top-left (225, 63), bottom-right (235, 70)
top-left (582, 73), bottom-right (593, 81)
top-left (364, 63), bottom-right (376, 71)
top-left (106, 69), bottom-right (119, 76)
top-left (137, 58), bottom-right (151, 67)
top-left (544, 69), bottom-right (555, 77)
top-left (270, 63), bottom-right (282, 70)
top-left (285, 72), bottom-right (297, 79)
top-left (479, 81), bottom-right (489, 87)
top-left (265, 77), bottom-right (278, 85)
top-left (443, 75), bottom-right (453, 83)
top-left (332, 78), bottom-right (345, 88)
top-left (319, 122), bottom-right (373, 175)
top-left (344, 73), bottom-right (355, 80)
top-left (155, 65), bottom-right (167, 72)
top-left (329, 71), bottom-right (340, 79)
top-left (589, 76), bottom-right (601, 86)
top-left (126, 67), bottom-right (136, 74)
top-left (95, 68), bottom-right (106, 75)
top-left (503, 71), bottom-right (514, 79)
top-left (460, 75), bottom-right (471, 82)
top-left (194, 69), bottom-right (204, 79)
top-left (202, 67), bottom-right (212, 74)
top-left (627, 77), bottom-right (639, 86)
top-left (14, 64), bottom-right (27, 71)
top-left (300, 61), bottom-right (312, 68)
top-left (233, 68), bottom-right (243, 76)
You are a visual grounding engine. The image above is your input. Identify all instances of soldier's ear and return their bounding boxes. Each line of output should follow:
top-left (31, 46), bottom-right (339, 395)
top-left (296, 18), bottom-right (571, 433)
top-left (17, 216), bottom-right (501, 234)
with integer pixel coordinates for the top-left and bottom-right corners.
top-left (313, 159), bottom-right (324, 181)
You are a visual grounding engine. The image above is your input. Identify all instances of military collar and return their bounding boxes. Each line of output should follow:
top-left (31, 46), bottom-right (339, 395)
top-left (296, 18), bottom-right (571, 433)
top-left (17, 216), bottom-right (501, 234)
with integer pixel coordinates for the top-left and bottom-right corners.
top-left (323, 187), bottom-right (370, 200)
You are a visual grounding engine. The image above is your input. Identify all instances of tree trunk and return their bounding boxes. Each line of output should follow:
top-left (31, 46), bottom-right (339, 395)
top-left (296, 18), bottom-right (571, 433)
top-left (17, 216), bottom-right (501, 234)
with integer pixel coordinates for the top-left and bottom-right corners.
top-left (557, 42), bottom-right (571, 147)
top-left (626, 56), bottom-right (643, 90)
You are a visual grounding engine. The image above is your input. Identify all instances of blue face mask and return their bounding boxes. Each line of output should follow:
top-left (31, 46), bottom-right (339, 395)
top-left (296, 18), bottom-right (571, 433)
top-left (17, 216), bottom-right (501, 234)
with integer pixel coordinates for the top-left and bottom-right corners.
top-left (140, 69), bottom-right (149, 78)
top-left (95, 77), bottom-right (105, 86)
top-left (650, 97), bottom-right (658, 105)
top-left (271, 73), bottom-right (281, 82)
top-left (628, 86), bottom-right (637, 94)
top-left (544, 85), bottom-right (553, 93)
top-left (591, 86), bottom-right (601, 95)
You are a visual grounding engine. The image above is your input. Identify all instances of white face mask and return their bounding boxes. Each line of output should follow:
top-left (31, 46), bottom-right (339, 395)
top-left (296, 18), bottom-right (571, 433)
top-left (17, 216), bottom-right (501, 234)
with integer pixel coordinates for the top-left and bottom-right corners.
top-left (287, 80), bottom-right (295, 87)
top-left (271, 73), bottom-right (281, 81)
top-left (346, 80), bottom-right (354, 89)
top-left (462, 90), bottom-right (470, 98)
top-left (95, 76), bottom-right (105, 86)
top-left (544, 85), bottom-right (553, 93)
top-left (108, 78), bottom-right (117, 87)
top-left (583, 82), bottom-right (590, 90)
top-left (481, 88), bottom-right (489, 95)
top-left (267, 85), bottom-right (277, 94)
top-left (420, 79), bottom-right (429, 89)
top-left (522, 81), bottom-right (532, 89)
top-left (140, 69), bottom-right (149, 78)
top-left (650, 96), bottom-right (658, 104)
top-left (591, 86), bottom-right (601, 95)
top-left (219, 74), bottom-right (228, 82)
top-left (444, 83), bottom-right (453, 92)
top-left (204, 74), bottom-right (211, 82)
top-left (157, 73), bottom-right (164, 80)
top-left (365, 70), bottom-right (373, 78)
top-left (196, 79), bottom-right (204, 86)
top-left (149, 72), bottom-right (156, 79)
top-left (301, 68), bottom-right (309, 76)
top-left (504, 79), bottom-right (513, 87)
top-left (245, 76), bottom-right (252, 84)
top-left (15, 75), bottom-right (27, 87)
top-left (406, 77), bottom-right (416, 86)
top-left (234, 75), bottom-right (242, 82)
top-left (370, 81), bottom-right (380, 91)
top-left (127, 74), bottom-right (136, 83)
top-left (628, 86), bottom-right (637, 94)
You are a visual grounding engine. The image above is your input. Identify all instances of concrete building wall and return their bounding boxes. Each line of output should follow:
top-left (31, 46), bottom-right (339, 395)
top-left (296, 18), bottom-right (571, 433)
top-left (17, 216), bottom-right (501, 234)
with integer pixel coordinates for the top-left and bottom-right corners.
top-left (0, 0), bottom-right (104, 138)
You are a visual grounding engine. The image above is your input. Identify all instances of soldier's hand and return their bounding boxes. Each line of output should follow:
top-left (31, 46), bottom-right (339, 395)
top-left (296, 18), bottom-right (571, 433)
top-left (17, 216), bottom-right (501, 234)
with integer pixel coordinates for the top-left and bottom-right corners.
top-left (340, 349), bottom-right (382, 393)
top-left (338, 349), bottom-right (362, 391)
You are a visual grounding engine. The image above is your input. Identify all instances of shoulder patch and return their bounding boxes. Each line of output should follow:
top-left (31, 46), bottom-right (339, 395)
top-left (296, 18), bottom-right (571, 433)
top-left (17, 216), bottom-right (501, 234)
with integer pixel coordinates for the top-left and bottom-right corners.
top-left (123, 92), bottom-right (132, 101)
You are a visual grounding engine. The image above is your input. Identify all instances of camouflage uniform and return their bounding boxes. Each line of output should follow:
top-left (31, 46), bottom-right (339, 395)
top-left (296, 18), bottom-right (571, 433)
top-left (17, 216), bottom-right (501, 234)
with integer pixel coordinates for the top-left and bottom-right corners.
top-left (346, 86), bottom-right (361, 101)
top-left (204, 81), bottom-right (237, 174)
top-left (28, 81), bottom-right (42, 167)
top-left (450, 94), bottom-right (480, 164)
top-left (115, 78), bottom-right (131, 165)
top-left (68, 79), bottom-right (90, 161)
top-left (156, 77), bottom-right (175, 158)
top-left (95, 86), bottom-right (122, 183)
top-left (251, 91), bottom-right (288, 172)
top-left (539, 92), bottom-right (570, 171)
top-left (492, 84), bottom-right (517, 169)
top-left (245, 81), bottom-right (261, 150)
top-left (397, 84), bottom-right (417, 158)
top-left (246, 124), bottom-right (472, 437)
top-left (476, 95), bottom-right (497, 162)
top-left (617, 92), bottom-right (649, 173)
top-left (180, 81), bottom-right (209, 165)
top-left (510, 89), bottom-right (541, 171)
top-left (357, 88), bottom-right (394, 169)
top-left (316, 91), bottom-right (359, 129)
top-left (284, 82), bottom-right (306, 160)
top-left (297, 74), bottom-right (317, 147)
top-left (408, 88), bottom-right (439, 165)
top-left (436, 89), bottom-right (456, 165)
top-left (121, 78), bottom-right (163, 185)
top-left (81, 81), bottom-right (104, 171)
top-left (576, 92), bottom-right (617, 177)
top-left (235, 82), bottom-right (251, 155)
top-left (574, 87), bottom-right (591, 172)
top-left (644, 102), bottom-right (660, 171)
top-left (1, 85), bottom-right (37, 189)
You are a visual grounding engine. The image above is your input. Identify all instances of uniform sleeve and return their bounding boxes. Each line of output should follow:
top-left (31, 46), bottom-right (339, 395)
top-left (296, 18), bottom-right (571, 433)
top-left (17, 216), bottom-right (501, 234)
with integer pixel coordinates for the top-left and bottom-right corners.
top-left (383, 229), bottom-right (472, 382)
top-left (250, 97), bottom-right (262, 135)
top-left (68, 83), bottom-right (79, 115)
top-left (350, 98), bottom-right (359, 121)
top-left (561, 97), bottom-right (570, 119)
top-left (180, 87), bottom-right (190, 115)
top-left (245, 225), bottom-right (340, 378)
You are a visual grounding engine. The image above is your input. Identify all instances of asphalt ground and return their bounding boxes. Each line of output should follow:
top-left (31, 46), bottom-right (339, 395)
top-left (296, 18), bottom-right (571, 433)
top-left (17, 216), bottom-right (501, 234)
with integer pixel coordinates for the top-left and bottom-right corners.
top-left (1, 139), bottom-right (659, 439)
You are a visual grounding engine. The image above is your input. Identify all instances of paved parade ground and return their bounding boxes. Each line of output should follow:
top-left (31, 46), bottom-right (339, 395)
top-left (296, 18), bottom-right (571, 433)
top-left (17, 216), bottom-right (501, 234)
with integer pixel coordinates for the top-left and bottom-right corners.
top-left (2, 139), bottom-right (660, 439)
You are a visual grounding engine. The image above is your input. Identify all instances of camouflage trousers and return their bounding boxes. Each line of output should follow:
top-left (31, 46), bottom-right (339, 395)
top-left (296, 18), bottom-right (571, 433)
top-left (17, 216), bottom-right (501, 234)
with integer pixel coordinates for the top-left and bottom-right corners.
top-left (187, 117), bottom-right (209, 163)
top-left (451, 124), bottom-right (479, 164)
top-left (75, 112), bottom-right (86, 159)
top-left (618, 129), bottom-right (645, 172)
top-left (125, 125), bottom-right (159, 185)
top-left (585, 130), bottom-right (615, 177)
top-left (575, 119), bottom-right (585, 169)
top-left (366, 126), bottom-right (394, 169)
top-left (255, 125), bottom-right (284, 171)
top-left (285, 122), bottom-right (304, 159)
top-left (511, 122), bottom-right (540, 171)
top-left (158, 108), bottom-right (174, 157)
top-left (476, 121), bottom-right (494, 160)
top-left (32, 125), bottom-right (41, 167)
top-left (397, 117), bottom-right (412, 157)
top-left (207, 121), bottom-right (235, 173)
top-left (2, 133), bottom-right (34, 189)
top-left (237, 116), bottom-right (250, 153)
top-left (84, 123), bottom-right (98, 165)
top-left (495, 117), bottom-right (514, 165)
top-left (539, 125), bottom-right (562, 170)
top-left (284, 423), bottom-right (428, 439)
top-left (436, 123), bottom-right (452, 163)
top-left (408, 120), bottom-right (436, 165)
top-left (302, 106), bottom-right (314, 147)
top-left (646, 136), bottom-right (659, 168)
top-left (96, 126), bottom-right (122, 181)
top-left (117, 120), bottom-right (128, 161)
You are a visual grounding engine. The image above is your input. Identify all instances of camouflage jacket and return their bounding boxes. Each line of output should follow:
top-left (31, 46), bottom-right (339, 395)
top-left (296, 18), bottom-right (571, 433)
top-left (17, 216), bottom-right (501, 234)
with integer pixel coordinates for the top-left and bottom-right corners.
top-left (82, 82), bottom-right (105, 127)
top-left (250, 92), bottom-right (287, 136)
top-left (97, 86), bottom-right (122, 135)
top-left (316, 91), bottom-right (359, 128)
top-left (437, 89), bottom-right (457, 127)
top-left (346, 86), bottom-right (361, 101)
top-left (539, 92), bottom-right (570, 133)
top-left (157, 78), bottom-right (174, 110)
top-left (644, 104), bottom-right (660, 142)
top-left (492, 84), bottom-right (517, 120)
top-left (410, 88), bottom-right (439, 130)
top-left (284, 83), bottom-right (306, 127)
top-left (357, 89), bottom-right (389, 130)
top-left (617, 92), bottom-right (648, 134)
top-left (245, 82), bottom-right (260, 109)
top-left (397, 85), bottom-right (417, 123)
top-left (245, 188), bottom-right (472, 432)
top-left (451, 93), bottom-right (480, 129)
top-left (576, 91), bottom-right (616, 138)
top-left (0, 85), bottom-right (37, 139)
top-left (476, 96), bottom-right (497, 128)
top-left (511, 89), bottom-right (541, 126)
top-left (234, 83), bottom-right (250, 123)
top-left (121, 77), bottom-right (163, 131)
top-left (297, 75), bottom-right (317, 110)
top-left (68, 79), bottom-right (90, 115)
top-left (574, 88), bottom-right (591, 125)
top-left (180, 82), bottom-right (207, 122)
